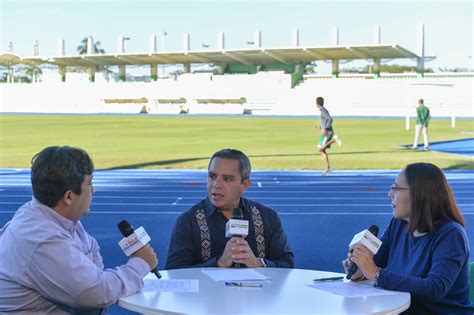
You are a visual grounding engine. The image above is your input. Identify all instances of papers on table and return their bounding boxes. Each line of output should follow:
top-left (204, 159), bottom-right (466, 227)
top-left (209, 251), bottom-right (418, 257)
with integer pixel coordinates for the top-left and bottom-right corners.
top-left (201, 268), bottom-right (270, 282)
top-left (143, 279), bottom-right (199, 292)
top-left (309, 281), bottom-right (398, 298)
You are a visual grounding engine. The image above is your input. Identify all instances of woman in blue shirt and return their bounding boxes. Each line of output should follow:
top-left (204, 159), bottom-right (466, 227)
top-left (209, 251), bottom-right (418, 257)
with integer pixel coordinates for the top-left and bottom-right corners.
top-left (343, 162), bottom-right (473, 314)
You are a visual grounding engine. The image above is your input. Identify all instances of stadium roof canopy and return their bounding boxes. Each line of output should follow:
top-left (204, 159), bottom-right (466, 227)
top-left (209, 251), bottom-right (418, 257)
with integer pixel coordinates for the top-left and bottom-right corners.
top-left (0, 44), bottom-right (418, 68)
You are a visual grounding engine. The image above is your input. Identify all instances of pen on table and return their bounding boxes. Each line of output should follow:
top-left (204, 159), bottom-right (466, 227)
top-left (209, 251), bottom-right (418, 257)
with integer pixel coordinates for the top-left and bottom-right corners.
top-left (225, 282), bottom-right (263, 287)
top-left (313, 276), bottom-right (344, 282)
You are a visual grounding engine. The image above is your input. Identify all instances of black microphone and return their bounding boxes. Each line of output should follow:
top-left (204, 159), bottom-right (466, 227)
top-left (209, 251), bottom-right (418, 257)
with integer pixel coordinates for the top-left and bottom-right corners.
top-left (346, 225), bottom-right (379, 280)
top-left (228, 208), bottom-right (245, 268)
top-left (232, 207), bottom-right (243, 220)
top-left (118, 220), bottom-right (161, 279)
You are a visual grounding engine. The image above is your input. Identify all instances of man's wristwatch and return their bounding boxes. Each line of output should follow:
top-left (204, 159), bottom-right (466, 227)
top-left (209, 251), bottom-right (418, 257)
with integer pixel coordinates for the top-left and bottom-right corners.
top-left (260, 258), bottom-right (267, 267)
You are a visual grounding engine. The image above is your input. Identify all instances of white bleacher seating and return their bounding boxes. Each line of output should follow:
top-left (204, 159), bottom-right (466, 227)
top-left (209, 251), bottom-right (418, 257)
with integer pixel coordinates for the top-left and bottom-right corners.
top-left (1, 72), bottom-right (472, 117)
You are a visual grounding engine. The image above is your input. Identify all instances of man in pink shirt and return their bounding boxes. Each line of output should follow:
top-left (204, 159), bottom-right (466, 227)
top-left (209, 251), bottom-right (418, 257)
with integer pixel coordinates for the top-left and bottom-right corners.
top-left (0, 146), bottom-right (158, 313)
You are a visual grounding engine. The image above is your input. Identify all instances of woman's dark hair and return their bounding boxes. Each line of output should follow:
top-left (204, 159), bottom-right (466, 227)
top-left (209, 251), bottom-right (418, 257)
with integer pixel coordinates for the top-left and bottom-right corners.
top-left (209, 149), bottom-right (251, 182)
top-left (31, 146), bottom-right (94, 208)
top-left (405, 162), bottom-right (464, 233)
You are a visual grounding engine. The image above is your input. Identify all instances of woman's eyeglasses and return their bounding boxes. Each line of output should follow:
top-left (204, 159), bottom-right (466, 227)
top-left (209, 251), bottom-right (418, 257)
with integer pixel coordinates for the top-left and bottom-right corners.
top-left (390, 184), bottom-right (410, 191)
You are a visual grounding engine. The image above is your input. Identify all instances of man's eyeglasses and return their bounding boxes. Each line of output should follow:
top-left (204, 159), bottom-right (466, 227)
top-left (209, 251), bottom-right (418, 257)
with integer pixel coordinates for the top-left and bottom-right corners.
top-left (390, 184), bottom-right (410, 191)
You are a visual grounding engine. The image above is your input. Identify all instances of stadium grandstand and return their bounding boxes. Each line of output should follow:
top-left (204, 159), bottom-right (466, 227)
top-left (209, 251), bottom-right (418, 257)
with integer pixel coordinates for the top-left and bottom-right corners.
top-left (1, 24), bottom-right (472, 117)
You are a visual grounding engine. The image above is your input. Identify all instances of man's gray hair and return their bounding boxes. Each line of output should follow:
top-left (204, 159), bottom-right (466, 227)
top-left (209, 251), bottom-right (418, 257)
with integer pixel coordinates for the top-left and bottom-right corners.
top-left (209, 149), bottom-right (251, 182)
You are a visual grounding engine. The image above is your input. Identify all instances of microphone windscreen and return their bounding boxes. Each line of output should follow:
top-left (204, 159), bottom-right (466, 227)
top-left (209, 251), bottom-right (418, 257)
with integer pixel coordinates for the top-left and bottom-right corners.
top-left (368, 225), bottom-right (379, 237)
top-left (231, 208), bottom-right (243, 219)
top-left (118, 220), bottom-right (134, 237)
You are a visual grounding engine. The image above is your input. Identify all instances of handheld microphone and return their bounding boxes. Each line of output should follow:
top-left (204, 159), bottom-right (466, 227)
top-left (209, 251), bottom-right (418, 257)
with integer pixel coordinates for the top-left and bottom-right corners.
top-left (232, 207), bottom-right (243, 220)
top-left (225, 208), bottom-right (249, 238)
top-left (225, 208), bottom-right (249, 268)
top-left (346, 225), bottom-right (380, 280)
top-left (118, 220), bottom-right (161, 279)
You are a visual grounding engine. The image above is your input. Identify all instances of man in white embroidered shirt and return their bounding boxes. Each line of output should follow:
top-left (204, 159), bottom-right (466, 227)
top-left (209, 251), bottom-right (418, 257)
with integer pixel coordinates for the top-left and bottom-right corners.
top-left (0, 146), bottom-right (158, 314)
top-left (165, 148), bottom-right (294, 269)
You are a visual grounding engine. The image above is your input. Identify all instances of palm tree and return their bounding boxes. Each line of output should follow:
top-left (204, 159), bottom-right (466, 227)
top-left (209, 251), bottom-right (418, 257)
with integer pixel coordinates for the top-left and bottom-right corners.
top-left (77, 37), bottom-right (106, 55)
top-left (76, 37), bottom-right (107, 75)
top-left (23, 65), bottom-right (42, 82)
top-left (13, 65), bottom-right (43, 83)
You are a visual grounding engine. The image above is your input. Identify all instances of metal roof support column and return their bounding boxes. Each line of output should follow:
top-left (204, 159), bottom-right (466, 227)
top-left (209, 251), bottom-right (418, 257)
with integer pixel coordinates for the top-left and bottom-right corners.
top-left (373, 25), bottom-right (381, 78)
top-left (5, 41), bottom-right (13, 83)
top-left (183, 64), bottom-right (191, 73)
top-left (118, 36), bottom-right (125, 53)
top-left (149, 35), bottom-right (157, 53)
top-left (88, 66), bottom-right (96, 83)
top-left (58, 39), bottom-right (65, 55)
top-left (150, 64), bottom-right (158, 81)
top-left (292, 28), bottom-right (299, 47)
top-left (416, 23), bottom-right (425, 78)
top-left (149, 35), bottom-right (158, 81)
top-left (373, 24), bottom-right (381, 44)
top-left (117, 36), bottom-right (127, 81)
top-left (183, 33), bottom-right (190, 51)
top-left (87, 36), bottom-right (95, 82)
top-left (331, 27), bottom-right (339, 45)
top-left (59, 66), bottom-right (66, 82)
top-left (373, 58), bottom-right (381, 78)
top-left (57, 39), bottom-right (66, 82)
top-left (87, 36), bottom-right (94, 55)
top-left (332, 60), bottom-right (339, 78)
top-left (182, 33), bottom-right (191, 74)
top-left (331, 27), bottom-right (339, 78)
top-left (33, 40), bottom-right (39, 82)
top-left (216, 63), bottom-right (227, 75)
top-left (33, 40), bottom-right (39, 56)
top-left (7, 69), bottom-right (13, 83)
top-left (254, 31), bottom-right (261, 48)
top-left (217, 32), bottom-right (225, 50)
top-left (119, 65), bottom-right (126, 82)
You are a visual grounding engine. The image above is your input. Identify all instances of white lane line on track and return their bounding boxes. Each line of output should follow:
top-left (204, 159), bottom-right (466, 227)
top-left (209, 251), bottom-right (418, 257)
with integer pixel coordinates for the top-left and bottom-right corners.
top-left (172, 197), bottom-right (182, 205)
top-left (2, 211), bottom-right (474, 215)
top-left (7, 195), bottom-right (470, 201)
top-left (1, 211), bottom-right (473, 216)
top-left (2, 187), bottom-right (473, 195)
top-left (2, 194), bottom-right (474, 201)
top-left (0, 202), bottom-right (388, 206)
top-left (279, 212), bottom-right (474, 215)
top-left (2, 202), bottom-right (473, 208)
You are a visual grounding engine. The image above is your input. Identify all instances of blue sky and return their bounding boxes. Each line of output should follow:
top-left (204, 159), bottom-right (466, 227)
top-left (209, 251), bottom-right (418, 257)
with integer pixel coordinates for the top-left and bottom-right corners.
top-left (1, 0), bottom-right (472, 71)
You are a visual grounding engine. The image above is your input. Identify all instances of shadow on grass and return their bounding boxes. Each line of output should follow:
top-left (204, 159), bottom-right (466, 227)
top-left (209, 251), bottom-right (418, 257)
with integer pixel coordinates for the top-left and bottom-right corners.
top-left (104, 157), bottom-right (208, 170)
top-left (104, 153), bottom-right (317, 170)
top-left (103, 151), bottom-right (400, 170)
top-left (329, 150), bottom-right (397, 155)
top-left (444, 162), bottom-right (474, 170)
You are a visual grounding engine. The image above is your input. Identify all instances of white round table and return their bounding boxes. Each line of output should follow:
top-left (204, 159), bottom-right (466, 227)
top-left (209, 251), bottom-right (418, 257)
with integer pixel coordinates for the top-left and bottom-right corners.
top-left (119, 268), bottom-right (410, 314)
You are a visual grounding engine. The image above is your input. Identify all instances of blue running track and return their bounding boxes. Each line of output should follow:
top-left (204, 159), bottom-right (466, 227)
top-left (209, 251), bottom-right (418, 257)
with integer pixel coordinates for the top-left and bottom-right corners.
top-left (412, 138), bottom-right (474, 157)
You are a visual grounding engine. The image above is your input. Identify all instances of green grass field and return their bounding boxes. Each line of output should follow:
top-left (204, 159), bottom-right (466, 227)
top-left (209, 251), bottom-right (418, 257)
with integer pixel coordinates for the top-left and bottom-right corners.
top-left (0, 115), bottom-right (472, 170)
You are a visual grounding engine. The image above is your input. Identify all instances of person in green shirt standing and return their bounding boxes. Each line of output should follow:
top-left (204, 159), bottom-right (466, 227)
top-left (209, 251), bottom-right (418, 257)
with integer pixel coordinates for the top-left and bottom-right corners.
top-left (411, 98), bottom-right (431, 151)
